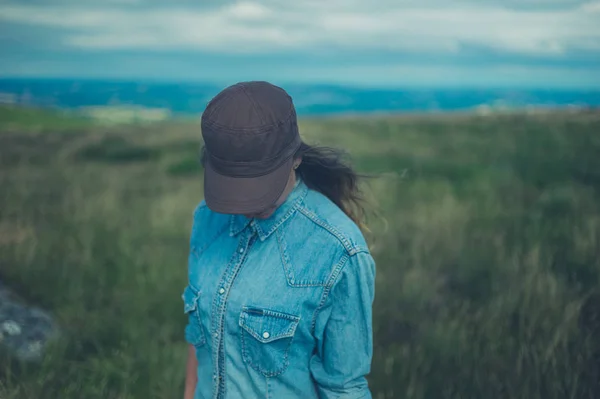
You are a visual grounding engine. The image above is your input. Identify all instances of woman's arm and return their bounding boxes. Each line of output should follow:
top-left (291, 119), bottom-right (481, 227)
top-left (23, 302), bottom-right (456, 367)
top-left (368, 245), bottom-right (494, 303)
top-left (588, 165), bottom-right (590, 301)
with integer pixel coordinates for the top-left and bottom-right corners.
top-left (310, 251), bottom-right (376, 399)
top-left (184, 345), bottom-right (198, 399)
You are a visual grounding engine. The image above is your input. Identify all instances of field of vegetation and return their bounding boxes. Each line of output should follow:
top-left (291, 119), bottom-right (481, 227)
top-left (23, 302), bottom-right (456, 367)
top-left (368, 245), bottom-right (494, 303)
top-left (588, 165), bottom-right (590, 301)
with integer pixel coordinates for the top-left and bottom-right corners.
top-left (1, 105), bottom-right (600, 398)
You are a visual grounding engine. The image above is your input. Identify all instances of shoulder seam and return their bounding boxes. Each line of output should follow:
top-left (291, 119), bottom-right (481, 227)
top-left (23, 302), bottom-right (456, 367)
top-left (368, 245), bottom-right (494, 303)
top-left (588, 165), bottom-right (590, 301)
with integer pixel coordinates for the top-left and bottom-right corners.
top-left (297, 206), bottom-right (364, 256)
top-left (350, 247), bottom-right (371, 256)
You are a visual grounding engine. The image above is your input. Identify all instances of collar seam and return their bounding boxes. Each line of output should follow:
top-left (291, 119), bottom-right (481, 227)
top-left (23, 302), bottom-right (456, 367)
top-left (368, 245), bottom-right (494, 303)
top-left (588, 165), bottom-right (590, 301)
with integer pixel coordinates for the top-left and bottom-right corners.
top-left (257, 201), bottom-right (302, 241)
top-left (229, 181), bottom-right (308, 239)
top-left (229, 215), bottom-right (251, 237)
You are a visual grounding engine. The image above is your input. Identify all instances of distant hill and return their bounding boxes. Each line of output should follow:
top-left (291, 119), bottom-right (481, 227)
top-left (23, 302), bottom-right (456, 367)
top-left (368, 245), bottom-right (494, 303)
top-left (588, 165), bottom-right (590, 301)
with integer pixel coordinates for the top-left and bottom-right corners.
top-left (0, 78), bottom-right (599, 116)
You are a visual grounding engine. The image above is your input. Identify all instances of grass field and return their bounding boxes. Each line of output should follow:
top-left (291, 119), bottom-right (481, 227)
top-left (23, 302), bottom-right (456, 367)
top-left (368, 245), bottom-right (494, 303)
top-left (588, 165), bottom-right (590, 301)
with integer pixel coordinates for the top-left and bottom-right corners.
top-left (1, 105), bottom-right (600, 398)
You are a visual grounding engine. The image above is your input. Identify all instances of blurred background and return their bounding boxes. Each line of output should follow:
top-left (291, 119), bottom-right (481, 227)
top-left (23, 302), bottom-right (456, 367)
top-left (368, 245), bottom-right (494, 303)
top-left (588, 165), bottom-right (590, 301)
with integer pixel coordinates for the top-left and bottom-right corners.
top-left (1, 1), bottom-right (600, 398)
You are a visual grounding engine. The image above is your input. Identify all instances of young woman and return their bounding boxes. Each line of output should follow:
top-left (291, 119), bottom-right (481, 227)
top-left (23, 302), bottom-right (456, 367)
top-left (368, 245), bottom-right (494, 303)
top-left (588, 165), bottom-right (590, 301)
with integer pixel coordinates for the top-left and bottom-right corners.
top-left (183, 81), bottom-right (376, 399)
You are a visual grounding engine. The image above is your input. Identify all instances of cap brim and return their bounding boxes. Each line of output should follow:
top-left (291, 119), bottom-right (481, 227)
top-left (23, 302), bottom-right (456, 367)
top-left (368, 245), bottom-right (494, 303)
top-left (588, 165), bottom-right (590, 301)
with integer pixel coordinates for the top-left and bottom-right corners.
top-left (204, 157), bottom-right (293, 215)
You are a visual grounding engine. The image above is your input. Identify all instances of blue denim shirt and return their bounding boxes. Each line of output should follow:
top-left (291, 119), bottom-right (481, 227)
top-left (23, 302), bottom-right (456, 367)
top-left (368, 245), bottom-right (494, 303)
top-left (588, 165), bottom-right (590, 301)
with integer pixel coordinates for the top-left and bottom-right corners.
top-left (182, 179), bottom-right (376, 399)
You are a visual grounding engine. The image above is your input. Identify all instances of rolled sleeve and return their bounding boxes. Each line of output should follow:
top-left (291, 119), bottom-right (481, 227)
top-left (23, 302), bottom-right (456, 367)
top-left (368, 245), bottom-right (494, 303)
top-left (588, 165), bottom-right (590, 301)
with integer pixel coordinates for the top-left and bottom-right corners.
top-left (310, 251), bottom-right (376, 399)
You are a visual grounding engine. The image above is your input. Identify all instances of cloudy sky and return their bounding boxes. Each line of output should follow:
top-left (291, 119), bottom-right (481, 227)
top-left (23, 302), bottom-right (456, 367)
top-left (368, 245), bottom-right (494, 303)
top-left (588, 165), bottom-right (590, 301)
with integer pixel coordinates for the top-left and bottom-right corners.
top-left (1, 0), bottom-right (599, 88)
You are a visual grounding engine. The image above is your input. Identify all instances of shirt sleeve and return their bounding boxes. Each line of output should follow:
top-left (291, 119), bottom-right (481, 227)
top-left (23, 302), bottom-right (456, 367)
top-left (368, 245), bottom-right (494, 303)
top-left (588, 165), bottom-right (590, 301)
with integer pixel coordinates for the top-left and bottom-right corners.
top-left (310, 251), bottom-right (376, 399)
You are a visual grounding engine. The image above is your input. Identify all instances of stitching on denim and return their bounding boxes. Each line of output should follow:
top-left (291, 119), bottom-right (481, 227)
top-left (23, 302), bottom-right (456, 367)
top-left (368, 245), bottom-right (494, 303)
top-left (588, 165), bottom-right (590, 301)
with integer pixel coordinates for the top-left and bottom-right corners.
top-left (185, 323), bottom-right (206, 348)
top-left (192, 310), bottom-right (207, 347)
top-left (183, 288), bottom-right (206, 347)
top-left (240, 322), bottom-right (295, 377)
top-left (354, 246), bottom-right (370, 254)
top-left (240, 317), bottom-right (297, 342)
top-left (254, 222), bottom-right (266, 240)
top-left (230, 215), bottom-right (252, 237)
top-left (276, 228), bottom-right (329, 287)
top-left (182, 286), bottom-right (199, 312)
top-left (240, 308), bottom-right (300, 340)
top-left (260, 308), bottom-right (301, 322)
top-left (276, 228), bottom-right (294, 284)
top-left (260, 198), bottom-right (303, 241)
top-left (239, 308), bottom-right (298, 377)
top-left (251, 183), bottom-right (307, 241)
top-left (297, 207), bottom-right (358, 255)
top-left (211, 232), bottom-right (255, 396)
top-left (276, 205), bottom-right (338, 288)
top-left (241, 306), bottom-right (301, 320)
top-left (229, 215), bottom-right (237, 237)
top-left (310, 254), bottom-right (349, 334)
top-left (290, 280), bottom-right (327, 287)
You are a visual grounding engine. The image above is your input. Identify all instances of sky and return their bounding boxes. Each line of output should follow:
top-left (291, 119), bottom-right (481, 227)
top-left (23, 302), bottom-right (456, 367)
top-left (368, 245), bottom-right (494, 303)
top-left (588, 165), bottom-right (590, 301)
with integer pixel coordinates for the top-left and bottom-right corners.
top-left (0, 0), bottom-right (599, 88)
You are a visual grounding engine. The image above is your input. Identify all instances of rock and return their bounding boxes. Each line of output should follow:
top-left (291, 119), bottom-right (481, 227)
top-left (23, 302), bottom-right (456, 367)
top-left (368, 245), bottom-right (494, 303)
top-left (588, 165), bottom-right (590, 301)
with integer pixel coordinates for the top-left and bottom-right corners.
top-left (0, 279), bottom-right (60, 362)
top-left (3, 320), bottom-right (22, 335)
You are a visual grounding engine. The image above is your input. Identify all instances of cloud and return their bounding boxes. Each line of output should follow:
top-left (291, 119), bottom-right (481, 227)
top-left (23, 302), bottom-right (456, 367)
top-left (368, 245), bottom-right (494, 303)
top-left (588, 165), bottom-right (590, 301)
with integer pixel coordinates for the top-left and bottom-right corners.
top-left (0, 0), bottom-right (598, 87)
top-left (580, 1), bottom-right (600, 11)
top-left (0, 1), bottom-right (599, 56)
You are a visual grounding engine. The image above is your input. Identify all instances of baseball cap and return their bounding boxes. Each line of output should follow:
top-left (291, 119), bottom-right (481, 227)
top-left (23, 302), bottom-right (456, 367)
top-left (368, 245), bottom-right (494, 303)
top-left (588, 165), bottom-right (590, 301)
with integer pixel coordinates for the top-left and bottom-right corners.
top-left (201, 81), bottom-right (301, 214)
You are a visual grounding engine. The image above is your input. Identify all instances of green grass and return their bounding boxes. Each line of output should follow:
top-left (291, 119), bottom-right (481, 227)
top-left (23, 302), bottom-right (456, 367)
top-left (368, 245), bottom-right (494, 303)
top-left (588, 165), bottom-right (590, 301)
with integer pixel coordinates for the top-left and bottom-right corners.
top-left (0, 105), bottom-right (96, 133)
top-left (1, 106), bottom-right (600, 398)
top-left (75, 136), bottom-right (160, 163)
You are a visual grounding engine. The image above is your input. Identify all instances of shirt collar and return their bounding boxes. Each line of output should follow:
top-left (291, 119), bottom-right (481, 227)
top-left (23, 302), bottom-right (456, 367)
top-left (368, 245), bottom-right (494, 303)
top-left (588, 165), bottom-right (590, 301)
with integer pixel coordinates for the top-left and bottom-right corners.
top-left (229, 179), bottom-right (308, 241)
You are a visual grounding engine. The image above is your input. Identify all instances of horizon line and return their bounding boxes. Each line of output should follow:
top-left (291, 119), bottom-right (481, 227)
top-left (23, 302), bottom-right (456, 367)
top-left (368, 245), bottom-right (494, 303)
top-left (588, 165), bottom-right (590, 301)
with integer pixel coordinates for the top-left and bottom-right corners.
top-left (2, 75), bottom-right (600, 92)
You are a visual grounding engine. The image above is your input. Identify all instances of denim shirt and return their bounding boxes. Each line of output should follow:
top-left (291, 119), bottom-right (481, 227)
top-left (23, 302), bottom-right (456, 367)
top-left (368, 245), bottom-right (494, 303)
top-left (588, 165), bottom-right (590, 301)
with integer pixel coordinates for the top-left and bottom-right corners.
top-left (182, 180), bottom-right (376, 399)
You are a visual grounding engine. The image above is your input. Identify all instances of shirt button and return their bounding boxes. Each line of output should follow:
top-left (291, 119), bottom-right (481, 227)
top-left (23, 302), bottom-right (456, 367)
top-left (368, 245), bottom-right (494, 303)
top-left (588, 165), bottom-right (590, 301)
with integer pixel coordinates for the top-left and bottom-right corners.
top-left (262, 331), bottom-right (270, 339)
top-left (214, 332), bottom-right (219, 338)
top-left (239, 247), bottom-right (244, 253)
top-left (218, 287), bottom-right (225, 294)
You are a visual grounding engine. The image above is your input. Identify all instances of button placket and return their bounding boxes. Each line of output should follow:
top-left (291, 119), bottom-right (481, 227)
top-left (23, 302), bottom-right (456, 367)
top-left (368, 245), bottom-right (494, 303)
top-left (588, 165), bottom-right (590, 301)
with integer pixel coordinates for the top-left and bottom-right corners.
top-left (211, 229), bottom-right (257, 399)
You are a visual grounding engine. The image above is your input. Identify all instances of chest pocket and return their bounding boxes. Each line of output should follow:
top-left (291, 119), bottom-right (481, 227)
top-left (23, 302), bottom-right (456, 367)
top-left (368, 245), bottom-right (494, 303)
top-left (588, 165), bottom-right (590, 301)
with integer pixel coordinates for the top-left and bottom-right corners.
top-left (239, 306), bottom-right (300, 377)
top-left (182, 285), bottom-right (206, 348)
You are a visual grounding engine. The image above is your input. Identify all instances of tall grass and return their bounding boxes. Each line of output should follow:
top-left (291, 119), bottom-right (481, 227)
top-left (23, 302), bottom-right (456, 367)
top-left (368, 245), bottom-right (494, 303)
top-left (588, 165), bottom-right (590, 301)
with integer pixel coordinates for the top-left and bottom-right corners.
top-left (1, 108), bottom-right (599, 398)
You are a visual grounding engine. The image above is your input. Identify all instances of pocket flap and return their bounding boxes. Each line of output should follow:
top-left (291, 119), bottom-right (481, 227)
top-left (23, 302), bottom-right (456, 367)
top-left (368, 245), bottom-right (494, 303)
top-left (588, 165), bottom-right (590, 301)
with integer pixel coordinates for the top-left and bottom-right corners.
top-left (182, 286), bottom-right (199, 314)
top-left (239, 306), bottom-right (300, 343)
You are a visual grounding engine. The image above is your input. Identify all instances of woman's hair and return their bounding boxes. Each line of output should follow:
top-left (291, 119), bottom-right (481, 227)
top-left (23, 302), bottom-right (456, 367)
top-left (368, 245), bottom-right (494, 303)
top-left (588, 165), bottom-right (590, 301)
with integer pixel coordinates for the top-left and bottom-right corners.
top-left (200, 142), bottom-right (368, 227)
top-left (293, 142), bottom-right (367, 228)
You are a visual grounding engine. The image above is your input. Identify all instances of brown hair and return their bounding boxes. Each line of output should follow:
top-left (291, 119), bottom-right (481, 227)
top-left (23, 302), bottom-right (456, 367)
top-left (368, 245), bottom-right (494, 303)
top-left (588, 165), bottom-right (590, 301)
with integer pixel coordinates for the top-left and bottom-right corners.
top-left (294, 142), bottom-right (367, 228)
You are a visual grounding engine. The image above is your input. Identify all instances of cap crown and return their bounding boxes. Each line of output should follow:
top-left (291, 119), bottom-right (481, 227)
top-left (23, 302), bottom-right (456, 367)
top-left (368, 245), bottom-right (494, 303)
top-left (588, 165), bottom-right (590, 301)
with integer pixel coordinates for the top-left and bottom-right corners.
top-left (201, 81), bottom-right (300, 178)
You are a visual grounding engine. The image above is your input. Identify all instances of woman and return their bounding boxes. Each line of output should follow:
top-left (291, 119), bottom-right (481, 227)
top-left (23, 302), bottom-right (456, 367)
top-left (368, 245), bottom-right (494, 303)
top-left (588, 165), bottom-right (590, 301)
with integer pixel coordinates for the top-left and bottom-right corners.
top-left (183, 81), bottom-right (376, 399)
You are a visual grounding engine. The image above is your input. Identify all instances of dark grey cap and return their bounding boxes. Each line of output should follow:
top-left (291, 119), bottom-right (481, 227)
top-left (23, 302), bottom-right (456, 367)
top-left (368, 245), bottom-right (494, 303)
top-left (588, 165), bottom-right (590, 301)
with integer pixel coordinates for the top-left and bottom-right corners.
top-left (201, 81), bottom-right (301, 214)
